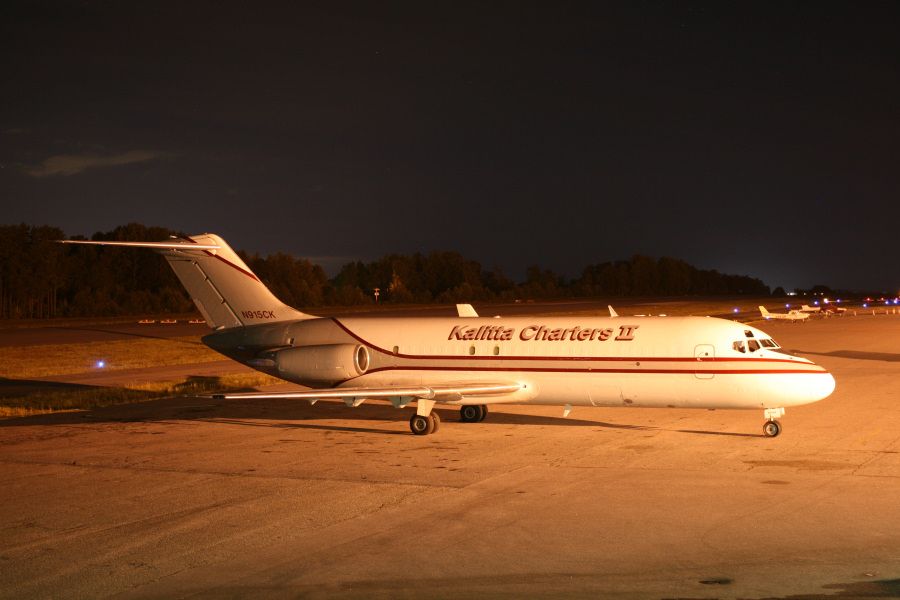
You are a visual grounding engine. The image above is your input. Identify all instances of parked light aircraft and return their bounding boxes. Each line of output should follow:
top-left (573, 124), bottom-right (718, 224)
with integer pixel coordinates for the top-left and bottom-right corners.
top-left (759, 305), bottom-right (810, 322)
top-left (61, 235), bottom-right (835, 437)
top-left (799, 304), bottom-right (821, 313)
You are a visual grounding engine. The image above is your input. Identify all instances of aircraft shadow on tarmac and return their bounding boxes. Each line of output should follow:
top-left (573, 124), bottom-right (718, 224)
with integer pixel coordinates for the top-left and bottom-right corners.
top-left (0, 377), bottom-right (97, 399)
top-left (791, 349), bottom-right (900, 362)
top-left (0, 383), bottom-right (763, 437)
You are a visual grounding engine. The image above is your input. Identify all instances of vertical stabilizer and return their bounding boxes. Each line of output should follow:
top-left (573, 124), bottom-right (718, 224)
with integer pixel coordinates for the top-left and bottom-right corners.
top-left (60, 234), bottom-right (316, 329)
top-left (161, 234), bottom-right (313, 329)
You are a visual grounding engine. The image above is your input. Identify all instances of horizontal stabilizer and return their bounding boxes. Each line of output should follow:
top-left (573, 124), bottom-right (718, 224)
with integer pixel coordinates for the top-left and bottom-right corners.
top-left (59, 240), bottom-right (220, 250)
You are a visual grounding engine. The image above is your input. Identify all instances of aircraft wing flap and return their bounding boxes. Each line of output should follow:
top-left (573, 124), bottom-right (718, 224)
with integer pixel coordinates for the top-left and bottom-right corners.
top-left (212, 382), bottom-right (523, 401)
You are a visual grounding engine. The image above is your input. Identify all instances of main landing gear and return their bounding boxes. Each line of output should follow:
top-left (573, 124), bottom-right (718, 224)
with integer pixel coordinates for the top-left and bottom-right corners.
top-left (409, 404), bottom-right (489, 435)
top-left (460, 404), bottom-right (488, 423)
top-left (763, 407), bottom-right (785, 438)
top-left (409, 411), bottom-right (440, 435)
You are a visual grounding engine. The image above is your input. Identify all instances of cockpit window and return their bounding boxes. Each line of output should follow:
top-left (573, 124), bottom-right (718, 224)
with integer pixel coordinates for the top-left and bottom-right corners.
top-left (747, 339), bottom-right (760, 352)
top-left (744, 330), bottom-right (754, 338)
top-left (733, 341), bottom-right (746, 353)
top-left (760, 338), bottom-right (777, 348)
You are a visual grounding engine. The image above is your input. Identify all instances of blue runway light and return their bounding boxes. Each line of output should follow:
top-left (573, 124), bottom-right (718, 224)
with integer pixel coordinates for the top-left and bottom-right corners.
top-left (96, 360), bottom-right (106, 369)
top-left (732, 307), bottom-right (739, 313)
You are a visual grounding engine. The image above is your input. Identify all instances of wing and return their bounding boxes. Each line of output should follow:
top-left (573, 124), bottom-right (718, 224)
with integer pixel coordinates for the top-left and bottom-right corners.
top-left (212, 382), bottom-right (523, 404)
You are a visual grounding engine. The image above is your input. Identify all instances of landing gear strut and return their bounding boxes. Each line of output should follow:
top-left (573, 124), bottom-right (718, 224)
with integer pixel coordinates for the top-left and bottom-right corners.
top-left (762, 407), bottom-right (785, 438)
top-left (460, 404), bottom-right (488, 423)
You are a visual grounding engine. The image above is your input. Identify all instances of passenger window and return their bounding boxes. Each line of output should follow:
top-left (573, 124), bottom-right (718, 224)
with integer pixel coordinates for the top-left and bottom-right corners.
top-left (748, 340), bottom-right (760, 352)
top-left (493, 346), bottom-right (500, 356)
top-left (469, 346), bottom-right (476, 356)
top-left (392, 345), bottom-right (399, 354)
top-left (733, 341), bottom-right (746, 353)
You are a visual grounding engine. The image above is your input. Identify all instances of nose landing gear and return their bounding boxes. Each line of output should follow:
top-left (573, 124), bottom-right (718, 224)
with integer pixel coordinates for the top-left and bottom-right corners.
top-left (763, 407), bottom-right (785, 437)
top-left (763, 420), bottom-right (781, 437)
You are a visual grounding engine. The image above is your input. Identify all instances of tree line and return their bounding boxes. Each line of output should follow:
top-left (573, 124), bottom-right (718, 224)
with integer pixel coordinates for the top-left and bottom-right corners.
top-left (0, 223), bottom-right (771, 319)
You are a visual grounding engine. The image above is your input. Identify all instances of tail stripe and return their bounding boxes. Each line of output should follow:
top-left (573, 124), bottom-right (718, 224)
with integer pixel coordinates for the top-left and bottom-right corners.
top-left (204, 251), bottom-right (261, 283)
top-left (181, 236), bottom-right (262, 283)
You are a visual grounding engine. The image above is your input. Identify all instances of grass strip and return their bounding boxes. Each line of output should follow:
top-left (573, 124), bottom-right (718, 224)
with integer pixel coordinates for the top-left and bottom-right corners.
top-left (0, 372), bottom-right (281, 418)
top-left (1, 336), bottom-right (224, 378)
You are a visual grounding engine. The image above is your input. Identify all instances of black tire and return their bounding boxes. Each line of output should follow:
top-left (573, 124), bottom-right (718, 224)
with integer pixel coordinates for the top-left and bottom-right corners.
top-left (477, 404), bottom-right (489, 422)
top-left (763, 420), bottom-right (781, 438)
top-left (431, 411), bottom-right (441, 433)
top-left (460, 405), bottom-right (482, 423)
top-left (410, 414), bottom-right (435, 435)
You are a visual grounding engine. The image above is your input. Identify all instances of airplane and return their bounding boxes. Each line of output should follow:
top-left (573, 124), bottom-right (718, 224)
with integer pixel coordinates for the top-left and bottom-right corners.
top-left (759, 305), bottom-right (810, 322)
top-left (799, 304), bottom-right (821, 313)
top-left (60, 234), bottom-right (836, 438)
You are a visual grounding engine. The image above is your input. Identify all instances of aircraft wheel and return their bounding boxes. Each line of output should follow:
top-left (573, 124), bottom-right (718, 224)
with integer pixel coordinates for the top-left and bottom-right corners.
top-left (431, 411), bottom-right (441, 433)
top-left (763, 420), bottom-right (781, 438)
top-left (410, 414), bottom-right (435, 435)
top-left (460, 405), bottom-right (483, 423)
top-left (478, 404), bottom-right (489, 422)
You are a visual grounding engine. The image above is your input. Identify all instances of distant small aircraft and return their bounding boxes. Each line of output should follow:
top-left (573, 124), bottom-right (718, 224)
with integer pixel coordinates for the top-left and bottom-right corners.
top-left (799, 304), bottom-right (821, 313)
top-left (59, 234), bottom-right (835, 437)
top-left (759, 306), bottom-right (810, 322)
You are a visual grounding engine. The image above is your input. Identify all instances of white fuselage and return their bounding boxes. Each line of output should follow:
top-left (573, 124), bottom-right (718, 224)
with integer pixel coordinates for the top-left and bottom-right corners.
top-left (268, 314), bottom-right (835, 411)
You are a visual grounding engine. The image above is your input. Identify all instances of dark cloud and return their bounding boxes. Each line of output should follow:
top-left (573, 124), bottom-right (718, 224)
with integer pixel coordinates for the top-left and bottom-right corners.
top-left (23, 150), bottom-right (165, 177)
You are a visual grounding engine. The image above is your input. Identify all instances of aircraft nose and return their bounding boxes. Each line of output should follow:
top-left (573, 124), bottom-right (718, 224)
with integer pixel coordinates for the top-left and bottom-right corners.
top-left (822, 370), bottom-right (836, 399)
top-left (804, 368), bottom-right (836, 403)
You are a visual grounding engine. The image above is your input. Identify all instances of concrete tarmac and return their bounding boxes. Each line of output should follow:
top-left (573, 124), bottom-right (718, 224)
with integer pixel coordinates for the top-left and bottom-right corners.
top-left (1, 315), bottom-right (899, 598)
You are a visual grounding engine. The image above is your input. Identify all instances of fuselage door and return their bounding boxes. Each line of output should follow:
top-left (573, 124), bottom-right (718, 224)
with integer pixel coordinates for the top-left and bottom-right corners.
top-left (694, 344), bottom-right (715, 379)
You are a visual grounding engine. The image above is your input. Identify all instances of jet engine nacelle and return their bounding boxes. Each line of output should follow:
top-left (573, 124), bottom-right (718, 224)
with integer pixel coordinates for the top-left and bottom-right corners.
top-left (274, 344), bottom-right (370, 385)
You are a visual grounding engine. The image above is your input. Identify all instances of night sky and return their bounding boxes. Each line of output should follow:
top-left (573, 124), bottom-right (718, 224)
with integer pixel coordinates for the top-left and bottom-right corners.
top-left (2, 2), bottom-right (899, 292)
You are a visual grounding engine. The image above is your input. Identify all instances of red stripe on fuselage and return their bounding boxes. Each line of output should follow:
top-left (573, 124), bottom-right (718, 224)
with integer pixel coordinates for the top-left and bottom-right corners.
top-left (330, 317), bottom-right (816, 366)
top-left (359, 365), bottom-right (827, 376)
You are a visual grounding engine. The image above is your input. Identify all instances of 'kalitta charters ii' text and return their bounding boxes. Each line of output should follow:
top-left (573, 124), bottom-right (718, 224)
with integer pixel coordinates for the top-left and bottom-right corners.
top-left (447, 324), bottom-right (639, 342)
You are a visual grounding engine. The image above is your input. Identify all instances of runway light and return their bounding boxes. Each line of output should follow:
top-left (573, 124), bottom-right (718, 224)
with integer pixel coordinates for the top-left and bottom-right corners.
top-left (863, 303), bottom-right (868, 308)
top-left (785, 304), bottom-right (790, 308)
top-left (732, 307), bottom-right (739, 313)
top-left (813, 300), bottom-right (819, 305)
top-left (96, 360), bottom-right (106, 369)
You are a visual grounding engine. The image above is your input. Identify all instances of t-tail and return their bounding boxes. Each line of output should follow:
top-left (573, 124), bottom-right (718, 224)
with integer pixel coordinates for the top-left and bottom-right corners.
top-left (60, 234), bottom-right (314, 329)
